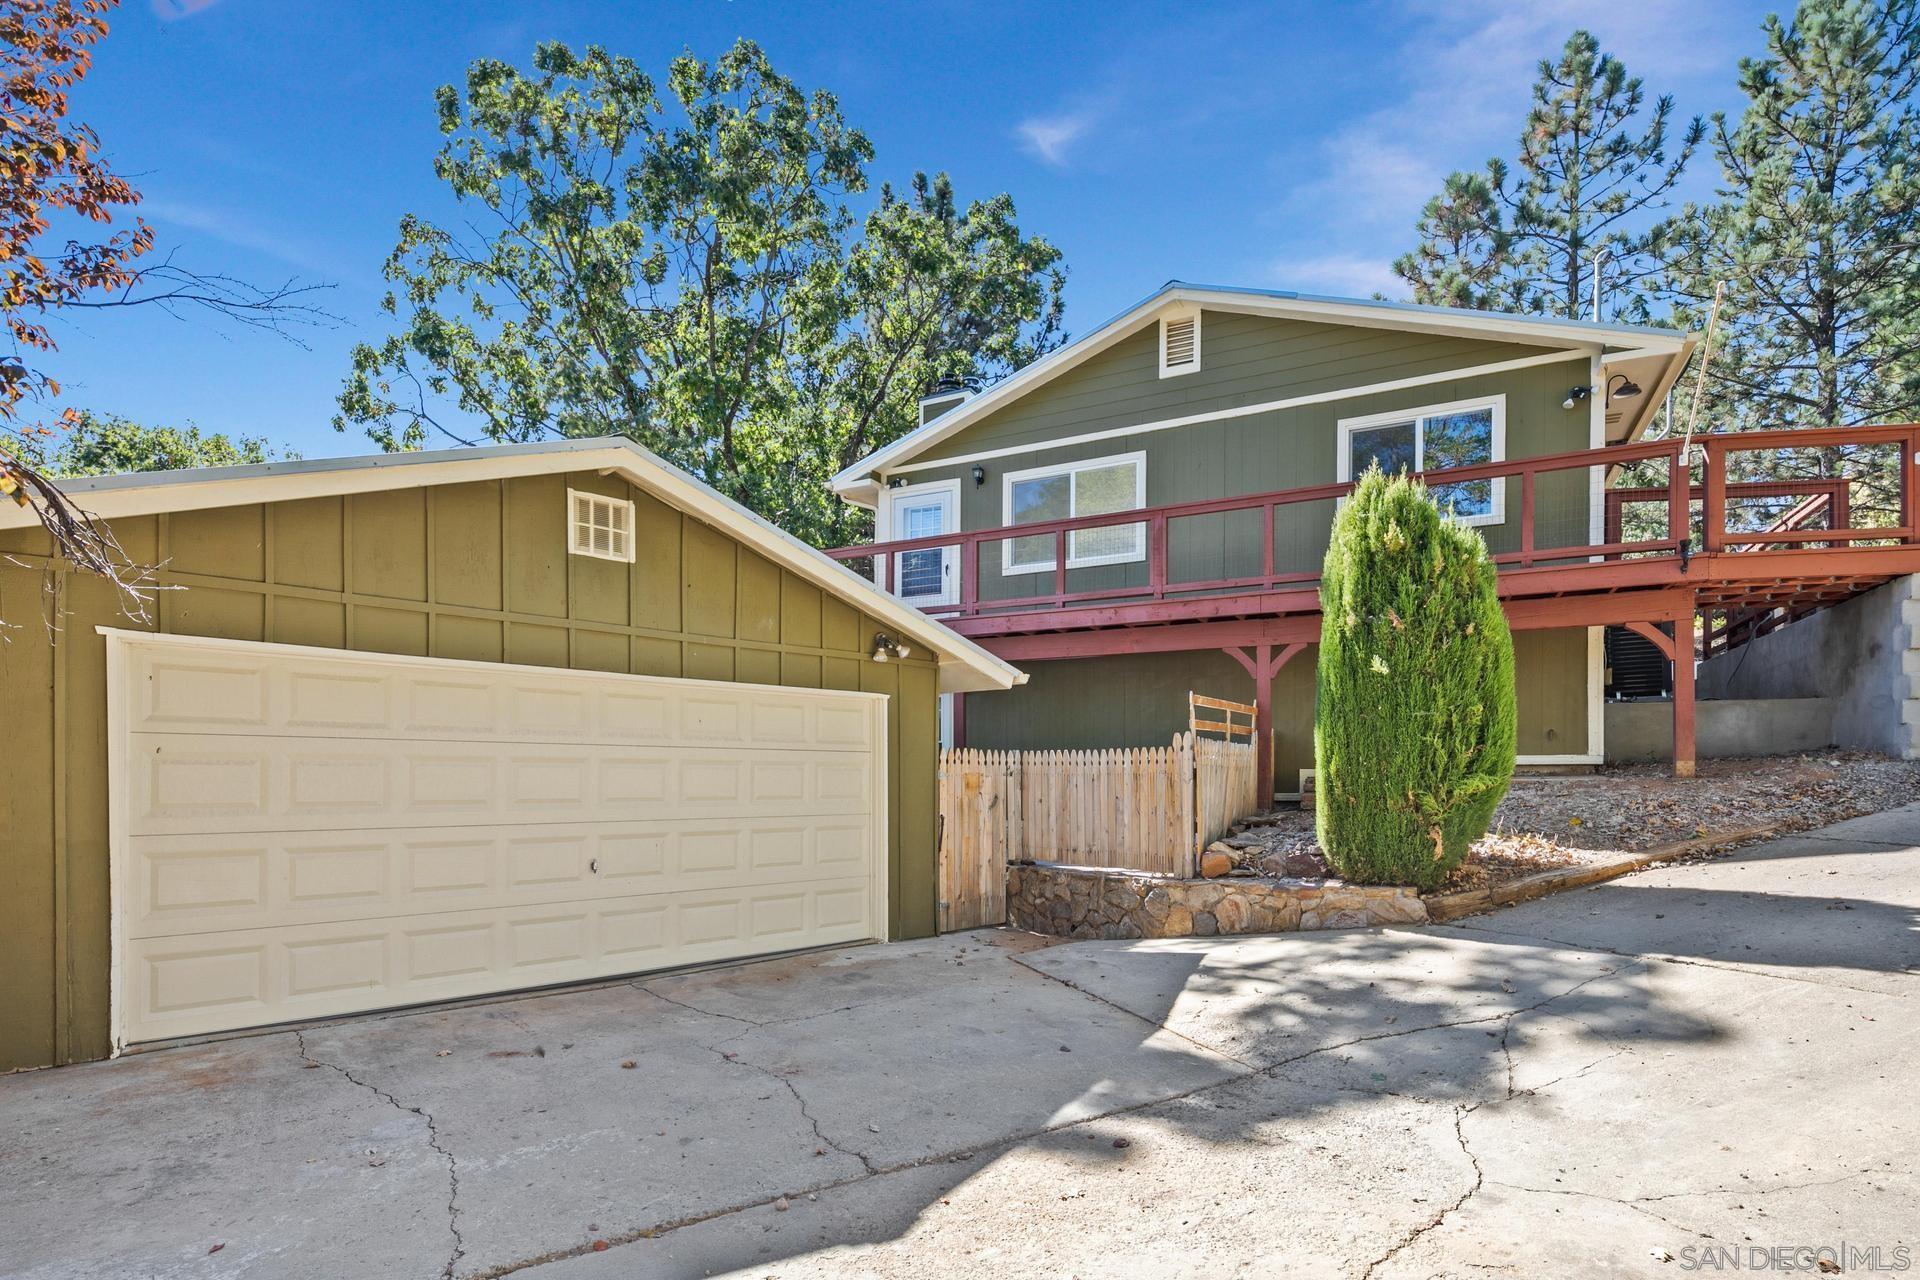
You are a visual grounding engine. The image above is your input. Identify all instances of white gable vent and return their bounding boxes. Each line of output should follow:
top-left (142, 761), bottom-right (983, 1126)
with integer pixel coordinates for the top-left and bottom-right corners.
top-left (1159, 311), bottom-right (1201, 377)
top-left (568, 489), bottom-right (636, 563)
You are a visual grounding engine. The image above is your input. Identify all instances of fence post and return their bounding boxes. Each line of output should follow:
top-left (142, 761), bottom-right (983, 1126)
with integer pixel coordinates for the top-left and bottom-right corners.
top-left (1178, 731), bottom-right (1197, 876)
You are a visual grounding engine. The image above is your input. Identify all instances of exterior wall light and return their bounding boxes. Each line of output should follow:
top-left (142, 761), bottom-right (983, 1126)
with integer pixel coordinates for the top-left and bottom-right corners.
top-left (1607, 373), bottom-right (1643, 399)
top-left (971, 464), bottom-right (986, 487)
top-left (871, 632), bottom-right (911, 662)
top-left (1562, 385), bottom-right (1594, 410)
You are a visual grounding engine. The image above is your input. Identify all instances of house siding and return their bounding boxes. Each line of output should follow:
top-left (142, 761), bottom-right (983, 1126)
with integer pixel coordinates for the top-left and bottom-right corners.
top-left (0, 470), bottom-right (939, 1071)
top-left (907, 311), bottom-right (1562, 464)
top-left (891, 310), bottom-right (1599, 770)
top-left (961, 629), bottom-right (1591, 789)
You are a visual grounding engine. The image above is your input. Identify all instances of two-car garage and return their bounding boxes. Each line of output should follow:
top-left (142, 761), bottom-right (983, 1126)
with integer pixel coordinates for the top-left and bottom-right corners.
top-left (109, 631), bottom-right (889, 1046)
top-left (0, 437), bottom-right (1023, 1068)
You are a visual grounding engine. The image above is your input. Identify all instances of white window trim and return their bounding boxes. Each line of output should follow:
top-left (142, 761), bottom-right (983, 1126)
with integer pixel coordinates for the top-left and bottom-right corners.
top-left (882, 477), bottom-right (961, 609)
top-left (1335, 394), bottom-right (1507, 527)
top-left (1001, 451), bottom-right (1148, 575)
top-left (566, 488), bottom-right (638, 563)
top-left (1158, 308), bottom-right (1202, 378)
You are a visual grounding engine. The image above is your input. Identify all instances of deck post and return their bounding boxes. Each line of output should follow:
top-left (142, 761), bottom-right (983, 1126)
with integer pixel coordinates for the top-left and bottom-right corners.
top-left (1672, 608), bottom-right (1697, 778)
top-left (1224, 641), bottom-right (1309, 805)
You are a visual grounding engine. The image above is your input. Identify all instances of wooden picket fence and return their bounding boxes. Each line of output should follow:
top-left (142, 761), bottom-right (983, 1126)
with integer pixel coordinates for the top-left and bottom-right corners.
top-left (936, 725), bottom-right (1261, 932)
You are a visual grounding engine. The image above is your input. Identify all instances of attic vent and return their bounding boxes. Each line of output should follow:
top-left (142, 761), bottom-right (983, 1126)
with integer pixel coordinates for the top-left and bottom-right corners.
top-left (568, 490), bottom-right (635, 563)
top-left (1159, 312), bottom-right (1200, 377)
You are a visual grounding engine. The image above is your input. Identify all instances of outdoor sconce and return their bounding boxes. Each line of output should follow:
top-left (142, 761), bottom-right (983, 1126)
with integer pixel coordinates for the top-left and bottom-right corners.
top-left (1562, 385), bottom-right (1593, 410)
top-left (1607, 373), bottom-right (1643, 399)
top-left (971, 464), bottom-right (986, 488)
top-left (871, 632), bottom-right (911, 662)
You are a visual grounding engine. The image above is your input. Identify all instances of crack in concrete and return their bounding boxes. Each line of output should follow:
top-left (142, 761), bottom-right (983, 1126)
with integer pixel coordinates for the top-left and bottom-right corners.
top-left (1363, 1100), bottom-right (1487, 1279)
top-left (1351, 966), bottom-right (1641, 1277)
top-left (296, 1031), bottom-right (465, 1280)
top-left (706, 1045), bottom-right (882, 1176)
top-left (1006, 952), bottom-right (1261, 1069)
top-left (482, 952), bottom-right (1643, 1278)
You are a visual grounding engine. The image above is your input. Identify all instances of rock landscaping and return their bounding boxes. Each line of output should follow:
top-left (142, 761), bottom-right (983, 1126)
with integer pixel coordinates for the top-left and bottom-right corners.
top-left (1234, 751), bottom-right (1920, 896)
top-left (1005, 862), bottom-right (1426, 940)
top-left (1005, 753), bottom-right (1920, 940)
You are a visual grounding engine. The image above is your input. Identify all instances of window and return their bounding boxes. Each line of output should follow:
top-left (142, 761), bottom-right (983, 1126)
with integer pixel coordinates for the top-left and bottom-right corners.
top-left (1159, 310), bottom-right (1201, 377)
top-left (568, 489), bottom-right (636, 562)
top-left (1337, 396), bottom-right (1505, 525)
top-left (1002, 452), bottom-right (1146, 573)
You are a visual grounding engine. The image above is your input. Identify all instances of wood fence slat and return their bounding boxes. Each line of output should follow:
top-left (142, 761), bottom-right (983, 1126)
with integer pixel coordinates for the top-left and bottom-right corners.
top-left (933, 731), bottom-right (1259, 928)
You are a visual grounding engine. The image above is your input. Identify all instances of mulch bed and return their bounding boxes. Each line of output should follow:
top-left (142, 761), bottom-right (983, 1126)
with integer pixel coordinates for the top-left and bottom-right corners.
top-left (1219, 752), bottom-right (1920, 896)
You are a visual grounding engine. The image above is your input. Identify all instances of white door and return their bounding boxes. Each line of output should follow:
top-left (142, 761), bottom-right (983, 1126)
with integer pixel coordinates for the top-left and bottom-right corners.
top-left (105, 631), bottom-right (889, 1048)
top-left (890, 483), bottom-right (957, 608)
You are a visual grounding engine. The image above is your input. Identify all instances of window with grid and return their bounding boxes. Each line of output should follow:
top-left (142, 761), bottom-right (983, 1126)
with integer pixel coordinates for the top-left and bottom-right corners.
top-left (568, 490), bottom-right (636, 563)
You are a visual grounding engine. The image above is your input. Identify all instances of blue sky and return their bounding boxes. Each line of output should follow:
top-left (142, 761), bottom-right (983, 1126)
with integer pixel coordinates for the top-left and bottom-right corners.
top-left (55, 0), bottom-right (1777, 459)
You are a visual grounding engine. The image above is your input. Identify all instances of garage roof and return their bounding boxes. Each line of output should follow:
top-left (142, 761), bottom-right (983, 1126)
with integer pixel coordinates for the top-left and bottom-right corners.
top-left (1, 436), bottom-right (1025, 694)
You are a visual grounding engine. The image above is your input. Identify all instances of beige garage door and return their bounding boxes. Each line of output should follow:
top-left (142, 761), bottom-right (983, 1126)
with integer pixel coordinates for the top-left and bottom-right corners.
top-left (105, 630), bottom-right (888, 1048)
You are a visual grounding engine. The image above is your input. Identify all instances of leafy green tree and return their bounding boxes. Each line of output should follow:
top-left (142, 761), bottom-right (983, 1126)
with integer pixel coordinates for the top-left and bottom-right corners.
top-left (1661, 0), bottom-right (1920, 438)
top-left (16, 412), bottom-right (289, 476)
top-left (1396, 30), bottom-right (1701, 320)
top-left (338, 40), bottom-right (1063, 546)
top-left (1315, 468), bottom-right (1516, 890)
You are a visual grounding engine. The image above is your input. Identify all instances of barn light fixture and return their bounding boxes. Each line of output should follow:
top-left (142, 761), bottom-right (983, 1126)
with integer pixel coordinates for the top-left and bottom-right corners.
top-left (1607, 373), bottom-right (1643, 399)
top-left (871, 632), bottom-right (911, 662)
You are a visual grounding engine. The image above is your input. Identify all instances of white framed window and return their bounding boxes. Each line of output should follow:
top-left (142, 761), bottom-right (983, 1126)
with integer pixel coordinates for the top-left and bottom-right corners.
top-left (1158, 309), bottom-right (1201, 378)
top-left (1336, 395), bottom-right (1506, 526)
top-left (1001, 451), bottom-right (1147, 574)
top-left (567, 489), bottom-right (636, 563)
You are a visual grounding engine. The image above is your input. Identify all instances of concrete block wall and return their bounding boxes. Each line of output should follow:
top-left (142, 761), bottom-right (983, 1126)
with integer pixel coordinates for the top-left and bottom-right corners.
top-left (1693, 573), bottom-right (1920, 759)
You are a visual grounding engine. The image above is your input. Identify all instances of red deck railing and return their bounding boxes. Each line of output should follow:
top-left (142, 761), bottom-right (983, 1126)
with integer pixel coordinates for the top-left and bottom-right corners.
top-left (827, 424), bottom-right (1920, 621)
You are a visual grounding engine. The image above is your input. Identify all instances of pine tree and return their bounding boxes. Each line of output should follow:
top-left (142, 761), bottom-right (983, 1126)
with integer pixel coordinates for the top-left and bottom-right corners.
top-left (1394, 30), bottom-right (1701, 321)
top-left (1392, 171), bottom-right (1514, 311)
top-left (1661, 0), bottom-right (1920, 440)
top-left (1315, 468), bottom-right (1516, 891)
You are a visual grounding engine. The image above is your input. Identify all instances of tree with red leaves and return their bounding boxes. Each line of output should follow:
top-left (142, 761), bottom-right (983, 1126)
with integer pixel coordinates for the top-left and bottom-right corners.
top-left (0, 0), bottom-right (330, 599)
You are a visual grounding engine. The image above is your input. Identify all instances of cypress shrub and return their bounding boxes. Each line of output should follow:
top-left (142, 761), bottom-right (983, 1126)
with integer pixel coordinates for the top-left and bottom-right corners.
top-left (1314, 465), bottom-right (1516, 889)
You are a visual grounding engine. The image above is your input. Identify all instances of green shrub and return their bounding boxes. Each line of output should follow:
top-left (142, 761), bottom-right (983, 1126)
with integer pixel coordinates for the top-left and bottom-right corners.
top-left (1314, 466), bottom-right (1516, 889)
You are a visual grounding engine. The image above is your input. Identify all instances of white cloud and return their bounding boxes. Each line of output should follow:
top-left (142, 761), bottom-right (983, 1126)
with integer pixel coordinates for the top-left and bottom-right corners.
top-left (141, 197), bottom-right (379, 293)
top-left (1015, 110), bottom-right (1099, 166)
top-left (1263, 253), bottom-right (1404, 300)
top-left (1259, 0), bottom-right (1759, 298)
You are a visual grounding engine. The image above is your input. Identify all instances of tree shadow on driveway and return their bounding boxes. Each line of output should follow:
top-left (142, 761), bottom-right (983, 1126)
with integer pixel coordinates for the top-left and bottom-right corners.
top-left (16, 833), bottom-right (1917, 1280)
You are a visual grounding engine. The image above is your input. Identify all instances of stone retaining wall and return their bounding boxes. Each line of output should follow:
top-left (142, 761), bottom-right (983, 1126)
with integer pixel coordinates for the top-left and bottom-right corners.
top-left (1006, 862), bottom-right (1428, 940)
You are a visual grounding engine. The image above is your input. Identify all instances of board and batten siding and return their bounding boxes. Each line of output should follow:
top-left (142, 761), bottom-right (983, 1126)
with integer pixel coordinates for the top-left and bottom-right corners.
top-left (0, 470), bottom-right (939, 1070)
top-left (961, 631), bottom-right (1590, 796)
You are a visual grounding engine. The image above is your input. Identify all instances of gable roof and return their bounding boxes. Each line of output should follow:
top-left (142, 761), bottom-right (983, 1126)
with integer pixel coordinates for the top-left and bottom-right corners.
top-left (832, 281), bottom-right (1696, 497)
top-left (1, 436), bottom-right (1024, 694)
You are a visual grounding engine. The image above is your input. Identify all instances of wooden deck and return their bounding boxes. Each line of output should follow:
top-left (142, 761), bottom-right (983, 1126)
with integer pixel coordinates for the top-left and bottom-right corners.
top-left (831, 423), bottom-right (1920, 791)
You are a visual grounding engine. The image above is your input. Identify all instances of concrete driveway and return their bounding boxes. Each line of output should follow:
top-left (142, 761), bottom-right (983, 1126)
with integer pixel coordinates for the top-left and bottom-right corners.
top-left (5, 804), bottom-right (1918, 1280)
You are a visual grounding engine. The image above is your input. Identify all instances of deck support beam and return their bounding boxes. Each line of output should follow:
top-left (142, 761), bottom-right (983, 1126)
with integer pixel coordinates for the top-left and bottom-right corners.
top-left (1224, 642), bottom-right (1307, 804)
top-left (1625, 608), bottom-right (1698, 779)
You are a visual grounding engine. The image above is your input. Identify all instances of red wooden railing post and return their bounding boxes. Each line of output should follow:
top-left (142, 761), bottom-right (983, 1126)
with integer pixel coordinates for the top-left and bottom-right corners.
top-left (1053, 530), bottom-right (1067, 607)
top-left (1150, 513), bottom-right (1168, 599)
top-left (1667, 443), bottom-right (1689, 552)
top-left (962, 537), bottom-right (979, 615)
top-left (1904, 426), bottom-right (1920, 540)
top-left (1519, 470), bottom-right (1536, 567)
top-left (1701, 441), bottom-right (1726, 553)
top-left (1260, 502), bottom-right (1276, 585)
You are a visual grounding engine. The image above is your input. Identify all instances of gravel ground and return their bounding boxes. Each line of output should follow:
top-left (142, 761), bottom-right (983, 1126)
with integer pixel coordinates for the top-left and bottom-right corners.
top-left (1224, 752), bottom-right (1920, 893)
